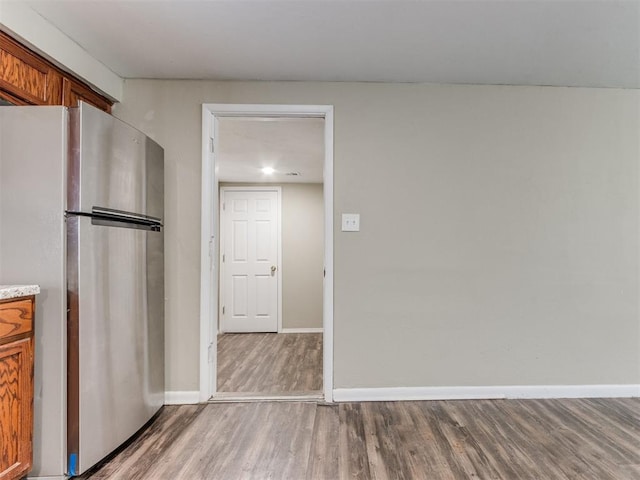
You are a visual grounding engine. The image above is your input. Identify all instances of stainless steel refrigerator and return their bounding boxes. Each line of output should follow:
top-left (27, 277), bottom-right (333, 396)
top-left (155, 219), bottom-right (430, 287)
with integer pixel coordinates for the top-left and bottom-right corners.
top-left (0, 103), bottom-right (165, 478)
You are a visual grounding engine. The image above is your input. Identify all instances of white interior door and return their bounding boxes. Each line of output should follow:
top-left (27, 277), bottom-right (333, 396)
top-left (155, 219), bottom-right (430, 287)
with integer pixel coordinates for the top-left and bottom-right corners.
top-left (220, 188), bottom-right (280, 332)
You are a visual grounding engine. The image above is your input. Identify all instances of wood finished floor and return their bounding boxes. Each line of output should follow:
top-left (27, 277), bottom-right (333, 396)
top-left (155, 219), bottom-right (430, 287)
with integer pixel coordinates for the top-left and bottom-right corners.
top-left (82, 397), bottom-right (640, 480)
top-left (217, 333), bottom-right (323, 393)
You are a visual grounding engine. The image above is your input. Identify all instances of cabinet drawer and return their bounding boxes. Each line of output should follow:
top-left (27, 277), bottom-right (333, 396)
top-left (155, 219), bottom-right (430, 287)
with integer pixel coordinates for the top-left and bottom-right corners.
top-left (0, 299), bottom-right (33, 341)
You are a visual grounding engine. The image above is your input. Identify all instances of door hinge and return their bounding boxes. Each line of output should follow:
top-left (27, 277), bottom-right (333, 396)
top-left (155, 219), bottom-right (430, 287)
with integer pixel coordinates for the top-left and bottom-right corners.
top-left (207, 343), bottom-right (214, 363)
top-left (209, 137), bottom-right (214, 153)
top-left (222, 202), bottom-right (226, 211)
top-left (222, 253), bottom-right (225, 263)
top-left (222, 306), bottom-right (225, 315)
top-left (209, 236), bottom-right (215, 270)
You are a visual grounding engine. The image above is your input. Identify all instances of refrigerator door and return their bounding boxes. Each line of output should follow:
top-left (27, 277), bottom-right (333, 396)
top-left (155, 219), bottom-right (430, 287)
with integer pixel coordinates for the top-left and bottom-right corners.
top-left (68, 102), bottom-right (164, 221)
top-left (66, 102), bottom-right (165, 475)
top-left (67, 214), bottom-right (164, 475)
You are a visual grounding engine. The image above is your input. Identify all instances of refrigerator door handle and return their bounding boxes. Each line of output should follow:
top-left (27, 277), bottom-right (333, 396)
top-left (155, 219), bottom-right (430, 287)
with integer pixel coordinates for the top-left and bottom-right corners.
top-left (91, 206), bottom-right (163, 225)
top-left (66, 207), bottom-right (163, 231)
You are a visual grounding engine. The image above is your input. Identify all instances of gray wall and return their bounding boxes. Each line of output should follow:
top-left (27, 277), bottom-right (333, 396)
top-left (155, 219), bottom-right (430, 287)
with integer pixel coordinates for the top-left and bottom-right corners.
top-left (282, 183), bottom-right (323, 330)
top-left (113, 81), bottom-right (640, 392)
top-left (220, 183), bottom-right (324, 330)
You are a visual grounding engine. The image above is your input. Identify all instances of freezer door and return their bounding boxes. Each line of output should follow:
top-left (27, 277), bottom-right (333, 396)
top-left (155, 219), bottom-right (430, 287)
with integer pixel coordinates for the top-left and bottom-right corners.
top-left (68, 102), bottom-right (164, 221)
top-left (67, 215), bottom-right (164, 475)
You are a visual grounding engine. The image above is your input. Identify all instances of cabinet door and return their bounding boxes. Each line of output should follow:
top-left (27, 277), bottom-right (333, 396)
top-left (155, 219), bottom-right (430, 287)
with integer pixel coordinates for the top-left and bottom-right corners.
top-left (0, 31), bottom-right (111, 112)
top-left (0, 33), bottom-right (63, 105)
top-left (0, 337), bottom-right (33, 480)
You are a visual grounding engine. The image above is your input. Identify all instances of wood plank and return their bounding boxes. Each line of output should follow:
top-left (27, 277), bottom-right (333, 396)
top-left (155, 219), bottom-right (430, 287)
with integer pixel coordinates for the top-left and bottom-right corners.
top-left (339, 402), bottom-right (371, 480)
top-left (306, 404), bottom-right (339, 480)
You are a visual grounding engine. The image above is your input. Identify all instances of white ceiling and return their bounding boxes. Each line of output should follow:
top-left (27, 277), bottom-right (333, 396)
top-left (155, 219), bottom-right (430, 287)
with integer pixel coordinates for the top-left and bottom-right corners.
top-left (217, 117), bottom-right (324, 184)
top-left (21, 0), bottom-right (640, 88)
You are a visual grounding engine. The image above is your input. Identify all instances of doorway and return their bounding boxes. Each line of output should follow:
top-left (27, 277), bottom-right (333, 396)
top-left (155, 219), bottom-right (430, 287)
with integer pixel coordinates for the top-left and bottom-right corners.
top-left (200, 104), bottom-right (334, 402)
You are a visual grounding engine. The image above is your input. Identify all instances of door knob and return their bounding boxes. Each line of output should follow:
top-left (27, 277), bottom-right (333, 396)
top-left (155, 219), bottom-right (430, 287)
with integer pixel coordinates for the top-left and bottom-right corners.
top-left (271, 265), bottom-right (277, 274)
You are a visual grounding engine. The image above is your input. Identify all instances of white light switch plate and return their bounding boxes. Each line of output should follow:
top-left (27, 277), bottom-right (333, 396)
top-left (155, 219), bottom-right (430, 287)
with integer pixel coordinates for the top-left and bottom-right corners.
top-left (342, 213), bottom-right (360, 232)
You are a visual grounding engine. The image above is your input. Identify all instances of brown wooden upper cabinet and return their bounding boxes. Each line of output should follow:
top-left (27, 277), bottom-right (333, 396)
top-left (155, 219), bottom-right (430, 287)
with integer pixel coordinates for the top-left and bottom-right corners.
top-left (0, 31), bottom-right (112, 112)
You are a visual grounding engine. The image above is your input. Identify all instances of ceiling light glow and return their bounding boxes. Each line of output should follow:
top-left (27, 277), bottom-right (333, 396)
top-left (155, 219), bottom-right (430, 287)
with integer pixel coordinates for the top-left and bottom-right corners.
top-left (261, 167), bottom-right (275, 175)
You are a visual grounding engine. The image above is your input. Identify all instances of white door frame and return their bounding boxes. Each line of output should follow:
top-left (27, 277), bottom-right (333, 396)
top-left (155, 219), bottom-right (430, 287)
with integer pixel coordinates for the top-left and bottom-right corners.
top-left (219, 186), bottom-right (283, 333)
top-left (200, 103), bottom-right (334, 402)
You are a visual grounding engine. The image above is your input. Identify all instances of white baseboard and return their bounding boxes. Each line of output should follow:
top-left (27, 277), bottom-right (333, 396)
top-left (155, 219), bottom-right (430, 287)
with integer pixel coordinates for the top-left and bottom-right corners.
top-left (165, 391), bottom-right (201, 405)
top-left (280, 328), bottom-right (324, 333)
top-left (333, 384), bottom-right (640, 402)
top-left (497, 384), bottom-right (640, 399)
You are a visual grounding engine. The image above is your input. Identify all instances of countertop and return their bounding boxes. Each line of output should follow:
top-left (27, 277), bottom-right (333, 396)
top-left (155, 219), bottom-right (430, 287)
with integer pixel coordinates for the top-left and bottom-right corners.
top-left (0, 285), bottom-right (40, 300)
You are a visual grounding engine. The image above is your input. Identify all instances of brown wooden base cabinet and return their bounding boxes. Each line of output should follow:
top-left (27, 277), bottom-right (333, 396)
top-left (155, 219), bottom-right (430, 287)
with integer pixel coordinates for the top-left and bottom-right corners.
top-left (0, 296), bottom-right (35, 480)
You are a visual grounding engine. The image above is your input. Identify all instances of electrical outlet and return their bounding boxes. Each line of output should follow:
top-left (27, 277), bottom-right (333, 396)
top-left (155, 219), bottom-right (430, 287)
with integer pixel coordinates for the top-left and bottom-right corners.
top-left (342, 213), bottom-right (360, 232)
